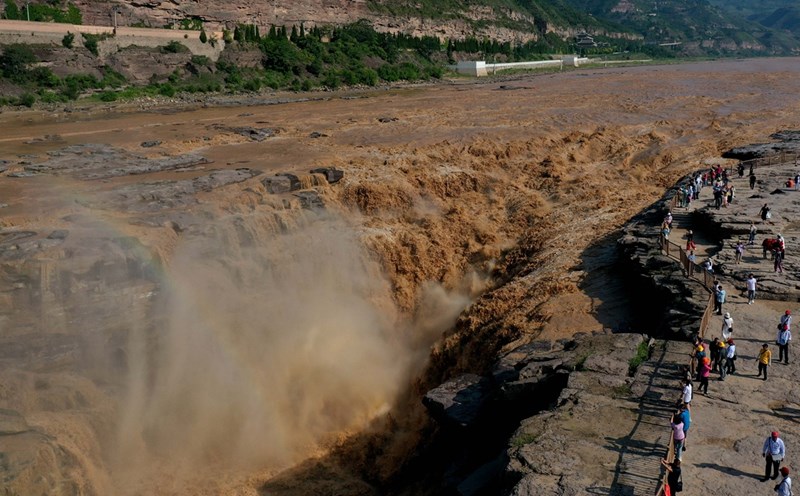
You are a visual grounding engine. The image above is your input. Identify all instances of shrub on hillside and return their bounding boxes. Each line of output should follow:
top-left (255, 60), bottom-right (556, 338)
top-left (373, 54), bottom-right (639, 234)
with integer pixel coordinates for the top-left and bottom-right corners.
top-left (19, 92), bottom-right (35, 107)
top-left (62, 32), bottom-right (75, 49)
top-left (161, 41), bottom-right (189, 54)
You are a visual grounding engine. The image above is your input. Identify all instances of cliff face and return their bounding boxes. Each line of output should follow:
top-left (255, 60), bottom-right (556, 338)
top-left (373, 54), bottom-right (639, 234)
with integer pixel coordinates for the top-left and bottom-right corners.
top-left (71, 0), bottom-right (551, 43)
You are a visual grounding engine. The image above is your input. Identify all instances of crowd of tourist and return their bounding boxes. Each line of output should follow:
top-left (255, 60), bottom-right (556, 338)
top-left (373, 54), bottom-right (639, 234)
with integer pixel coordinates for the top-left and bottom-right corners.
top-left (658, 163), bottom-right (797, 496)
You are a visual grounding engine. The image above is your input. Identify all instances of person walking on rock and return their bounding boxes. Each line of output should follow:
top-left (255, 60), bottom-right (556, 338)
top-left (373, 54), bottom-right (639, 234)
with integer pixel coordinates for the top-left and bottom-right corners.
top-left (735, 241), bottom-right (745, 264)
top-left (777, 324), bottom-right (792, 365)
top-left (751, 173), bottom-right (757, 190)
top-left (747, 274), bottom-right (757, 304)
top-left (670, 412), bottom-right (686, 460)
top-left (775, 248), bottom-right (785, 273)
top-left (761, 203), bottom-right (773, 223)
top-left (775, 466), bottom-right (792, 496)
top-left (722, 312), bottom-right (734, 340)
top-left (749, 222), bottom-right (757, 245)
top-left (758, 343), bottom-right (772, 380)
top-left (763, 431), bottom-right (787, 481)
top-left (715, 285), bottom-right (727, 315)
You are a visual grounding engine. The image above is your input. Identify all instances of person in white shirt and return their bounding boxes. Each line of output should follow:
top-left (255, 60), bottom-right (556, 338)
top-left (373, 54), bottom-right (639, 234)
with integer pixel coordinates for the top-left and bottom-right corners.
top-left (777, 325), bottom-right (792, 365)
top-left (722, 312), bottom-right (734, 340)
top-left (776, 466), bottom-right (792, 495)
top-left (681, 378), bottom-right (692, 411)
top-left (747, 274), bottom-right (757, 304)
top-left (764, 431), bottom-right (787, 481)
top-left (721, 339), bottom-right (736, 379)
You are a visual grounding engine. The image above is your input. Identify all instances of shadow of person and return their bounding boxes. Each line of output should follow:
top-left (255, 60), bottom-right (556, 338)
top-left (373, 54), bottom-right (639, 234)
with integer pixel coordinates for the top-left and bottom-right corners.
top-left (695, 462), bottom-right (762, 479)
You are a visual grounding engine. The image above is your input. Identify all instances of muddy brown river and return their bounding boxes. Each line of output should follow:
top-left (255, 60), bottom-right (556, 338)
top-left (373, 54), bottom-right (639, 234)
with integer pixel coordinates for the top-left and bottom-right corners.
top-left (1, 58), bottom-right (799, 495)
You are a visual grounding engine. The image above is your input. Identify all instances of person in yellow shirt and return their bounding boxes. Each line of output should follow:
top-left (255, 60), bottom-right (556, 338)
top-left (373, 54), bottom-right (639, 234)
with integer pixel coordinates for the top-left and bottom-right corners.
top-left (757, 343), bottom-right (772, 381)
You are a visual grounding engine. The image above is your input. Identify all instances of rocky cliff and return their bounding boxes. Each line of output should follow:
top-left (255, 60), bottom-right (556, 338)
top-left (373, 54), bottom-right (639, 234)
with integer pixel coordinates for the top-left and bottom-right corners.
top-left (70, 0), bottom-right (573, 43)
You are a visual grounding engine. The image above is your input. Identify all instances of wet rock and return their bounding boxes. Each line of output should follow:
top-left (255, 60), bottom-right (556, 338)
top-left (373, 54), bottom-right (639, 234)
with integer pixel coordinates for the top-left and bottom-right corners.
top-left (232, 127), bottom-right (276, 141)
top-left (22, 144), bottom-right (210, 180)
top-left (310, 167), bottom-right (344, 184)
top-left (140, 140), bottom-right (162, 148)
top-left (47, 230), bottom-right (69, 240)
top-left (423, 373), bottom-right (492, 428)
top-left (293, 190), bottom-right (324, 210)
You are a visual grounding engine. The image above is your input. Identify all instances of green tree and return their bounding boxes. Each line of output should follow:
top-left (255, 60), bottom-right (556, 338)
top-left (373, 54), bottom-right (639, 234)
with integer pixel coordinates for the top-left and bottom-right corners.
top-left (0, 44), bottom-right (36, 81)
top-left (199, 30), bottom-right (208, 43)
top-left (4, 0), bottom-right (20, 20)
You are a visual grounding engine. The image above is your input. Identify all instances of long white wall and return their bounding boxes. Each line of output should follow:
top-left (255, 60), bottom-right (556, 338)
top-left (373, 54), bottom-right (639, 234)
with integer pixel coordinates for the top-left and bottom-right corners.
top-left (0, 20), bottom-right (225, 60)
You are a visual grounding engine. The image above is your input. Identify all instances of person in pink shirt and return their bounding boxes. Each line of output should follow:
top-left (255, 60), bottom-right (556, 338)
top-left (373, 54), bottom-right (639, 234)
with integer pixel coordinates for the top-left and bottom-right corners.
top-left (698, 357), bottom-right (711, 394)
top-left (671, 413), bottom-right (686, 460)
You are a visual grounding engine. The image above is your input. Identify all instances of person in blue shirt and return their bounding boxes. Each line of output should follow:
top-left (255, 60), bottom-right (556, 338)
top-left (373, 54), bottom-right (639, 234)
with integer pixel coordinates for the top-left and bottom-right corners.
top-left (679, 405), bottom-right (691, 452)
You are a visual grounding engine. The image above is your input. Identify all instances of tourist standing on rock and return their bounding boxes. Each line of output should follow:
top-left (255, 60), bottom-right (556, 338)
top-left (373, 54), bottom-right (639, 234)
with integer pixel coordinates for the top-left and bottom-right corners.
top-left (735, 241), bottom-right (745, 264)
top-left (660, 458), bottom-right (683, 494)
top-left (780, 310), bottom-right (792, 332)
top-left (665, 211), bottom-right (673, 229)
top-left (751, 173), bottom-right (757, 190)
top-left (679, 404), bottom-right (691, 451)
top-left (775, 248), bottom-right (785, 273)
top-left (758, 343), bottom-right (773, 380)
top-left (715, 284), bottom-right (727, 315)
top-left (777, 324), bottom-right (792, 365)
top-left (747, 274), bottom-right (758, 304)
top-left (749, 222), bottom-right (758, 245)
top-left (710, 337), bottom-right (722, 371)
top-left (661, 221), bottom-right (671, 241)
top-left (761, 203), bottom-right (773, 222)
top-left (775, 466), bottom-right (792, 495)
top-left (721, 338), bottom-right (736, 378)
top-left (795, 173), bottom-right (800, 191)
top-left (681, 377), bottom-right (693, 411)
top-left (714, 338), bottom-right (727, 373)
top-left (738, 162), bottom-right (745, 177)
top-left (722, 312), bottom-right (734, 340)
top-left (763, 431), bottom-right (787, 481)
top-left (698, 357), bottom-right (711, 394)
top-left (670, 413), bottom-right (686, 459)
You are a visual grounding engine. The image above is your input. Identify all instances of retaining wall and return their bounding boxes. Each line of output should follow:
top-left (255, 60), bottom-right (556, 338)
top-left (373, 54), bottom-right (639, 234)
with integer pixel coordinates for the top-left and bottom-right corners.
top-left (0, 20), bottom-right (225, 60)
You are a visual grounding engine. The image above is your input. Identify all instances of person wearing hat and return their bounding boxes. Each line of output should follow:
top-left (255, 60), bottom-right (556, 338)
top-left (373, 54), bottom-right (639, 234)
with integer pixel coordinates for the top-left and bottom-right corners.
top-left (758, 343), bottom-right (773, 380)
top-left (763, 431), bottom-right (787, 481)
top-left (698, 356), bottom-right (711, 394)
top-left (721, 338), bottom-right (736, 379)
top-left (775, 466), bottom-right (792, 495)
top-left (722, 312), bottom-right (734, 340)
top-left (780, 311), bottom-right (792, 332)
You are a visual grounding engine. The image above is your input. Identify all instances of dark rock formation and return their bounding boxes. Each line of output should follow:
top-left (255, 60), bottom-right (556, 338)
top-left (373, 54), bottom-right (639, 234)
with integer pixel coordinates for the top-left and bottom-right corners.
top-left (310, 167), bottom-right (344, 184)
top-left (721, 130), bottom-right (800, 160)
